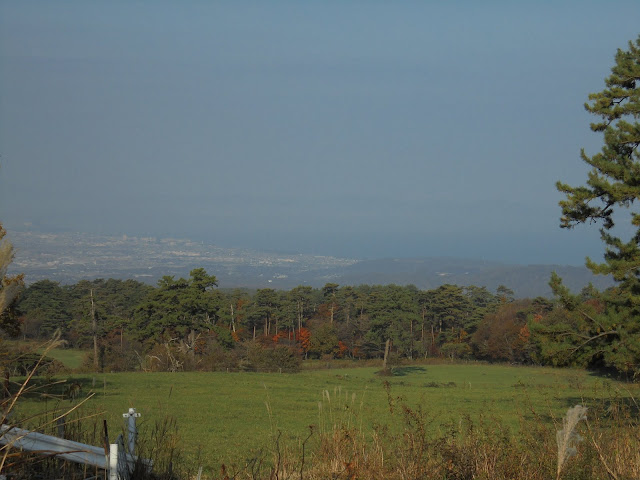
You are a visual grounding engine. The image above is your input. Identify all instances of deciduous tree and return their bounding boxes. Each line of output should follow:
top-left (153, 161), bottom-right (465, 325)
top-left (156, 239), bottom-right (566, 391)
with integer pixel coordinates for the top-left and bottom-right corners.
top-left (0, 223), bottom-right (24, 398)
top-left (0, 224), bottom-right (23, 337)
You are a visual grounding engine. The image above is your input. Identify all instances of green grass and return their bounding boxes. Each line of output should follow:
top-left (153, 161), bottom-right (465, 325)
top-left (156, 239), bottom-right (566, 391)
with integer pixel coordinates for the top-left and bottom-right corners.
top-left (14, 363), bottom-right (638, 472)
top-left (37, 347), bottom-right (86, 369)
top-left (3, 339), bottom-right (87, 369)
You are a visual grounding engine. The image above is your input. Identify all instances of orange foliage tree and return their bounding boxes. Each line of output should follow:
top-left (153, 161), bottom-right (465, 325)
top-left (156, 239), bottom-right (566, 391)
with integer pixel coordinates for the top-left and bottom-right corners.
top-left (471, 299), bottom-right (537, 363)
top-left (296, 327), bottom-right (312, 356)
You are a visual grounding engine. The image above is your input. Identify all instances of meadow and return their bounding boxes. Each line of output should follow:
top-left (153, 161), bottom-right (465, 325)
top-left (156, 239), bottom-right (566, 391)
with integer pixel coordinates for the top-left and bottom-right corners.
top-left (3, 340), bottom-right (87, 370)
top-left (15, 361), bottom-right (638, 476)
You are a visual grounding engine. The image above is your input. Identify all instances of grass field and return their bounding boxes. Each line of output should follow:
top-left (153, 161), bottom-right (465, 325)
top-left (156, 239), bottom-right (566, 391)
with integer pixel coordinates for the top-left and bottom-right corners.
top-left (14, 362), bottom-right (637, 473)
top-left (3, 339), bottom-right (87, 369)
top-left (37, 346), bottom-right (86, 369)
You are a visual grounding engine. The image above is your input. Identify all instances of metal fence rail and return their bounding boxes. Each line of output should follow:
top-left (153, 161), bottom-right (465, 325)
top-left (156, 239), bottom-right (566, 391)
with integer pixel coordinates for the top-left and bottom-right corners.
top-left (0, 407), bottom-right (150, 480)
top-left (1, 424), bottom-right (111, 469)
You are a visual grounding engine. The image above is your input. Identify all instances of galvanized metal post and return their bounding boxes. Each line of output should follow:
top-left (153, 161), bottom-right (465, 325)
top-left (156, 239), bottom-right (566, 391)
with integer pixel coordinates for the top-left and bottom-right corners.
top-left (122, 407), bottom-right (141, 456)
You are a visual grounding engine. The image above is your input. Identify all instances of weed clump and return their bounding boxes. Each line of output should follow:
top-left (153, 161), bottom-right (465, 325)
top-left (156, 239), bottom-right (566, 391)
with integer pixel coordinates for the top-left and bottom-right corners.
top-left (0, 337), bottom-right (190, 480)
top-left (556, 405), bottom-right (587, 479)
top-left (214, 382), bottom-right (639, 480)
top-left (424, 381), bottom-right (457, 388)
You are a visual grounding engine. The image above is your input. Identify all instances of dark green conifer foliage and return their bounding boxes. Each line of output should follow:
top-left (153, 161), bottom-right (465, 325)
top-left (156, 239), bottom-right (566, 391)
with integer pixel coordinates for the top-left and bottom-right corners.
top-left (555, 36), bottom-right (640, 376)
top-left (557, 36), bottom-right (640, 282)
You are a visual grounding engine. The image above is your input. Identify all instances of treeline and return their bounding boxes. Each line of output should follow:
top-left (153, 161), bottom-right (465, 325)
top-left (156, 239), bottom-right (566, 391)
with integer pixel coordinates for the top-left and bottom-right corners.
top-left (13, 268), bottom-right (595, 373)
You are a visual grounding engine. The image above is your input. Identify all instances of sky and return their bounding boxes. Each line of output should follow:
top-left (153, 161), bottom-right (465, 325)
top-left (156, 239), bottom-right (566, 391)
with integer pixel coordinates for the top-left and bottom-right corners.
top-left (1, 1), bottom-right (639, 265)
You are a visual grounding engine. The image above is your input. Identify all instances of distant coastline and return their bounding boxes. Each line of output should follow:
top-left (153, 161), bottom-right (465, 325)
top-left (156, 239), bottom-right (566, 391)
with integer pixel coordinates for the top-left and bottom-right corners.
top-left (8, 229), bottom-right (613, 298)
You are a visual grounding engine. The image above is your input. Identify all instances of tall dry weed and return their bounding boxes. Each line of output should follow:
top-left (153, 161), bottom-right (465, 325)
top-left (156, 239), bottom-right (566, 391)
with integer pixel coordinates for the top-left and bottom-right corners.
top-left (0, 335), bottom-right (189, 480)
top-left (583, 385), bottom-right (640, 480)
top-left (229, 381), bottom-right (639, 480)
top-left (0, 333), bottom-right (100, 478)
top-left (556, 405), bottom-right (588, 479)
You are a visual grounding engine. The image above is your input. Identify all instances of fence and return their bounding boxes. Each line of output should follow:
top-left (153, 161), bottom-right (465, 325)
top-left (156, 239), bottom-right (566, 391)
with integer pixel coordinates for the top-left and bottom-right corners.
top-left (0, 407), bottom-right (150, 480)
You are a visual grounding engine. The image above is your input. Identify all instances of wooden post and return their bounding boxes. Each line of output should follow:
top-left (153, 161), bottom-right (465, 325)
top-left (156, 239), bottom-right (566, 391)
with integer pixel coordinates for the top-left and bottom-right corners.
top-left (57, 416), bottom-right (66, 438)
top-left (410, 319), bottom-right (414, 360)
top-left (382, 339), bottom-right (391, 372)
top-left (103, 419), bottom-right (110, 476)
top-left (3, 368), bottom-right (9, 398)
top-left (91, 289), bottom-right (98, 371)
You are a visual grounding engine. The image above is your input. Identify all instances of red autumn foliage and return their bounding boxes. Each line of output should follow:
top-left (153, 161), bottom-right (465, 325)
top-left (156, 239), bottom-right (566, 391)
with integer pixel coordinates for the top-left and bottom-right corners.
top-left (272, 331), bottom-right (289, 344)
top-left (337, 340), bottom-right (349, 358)
top-left (296, 327), bottom-right (312, 353)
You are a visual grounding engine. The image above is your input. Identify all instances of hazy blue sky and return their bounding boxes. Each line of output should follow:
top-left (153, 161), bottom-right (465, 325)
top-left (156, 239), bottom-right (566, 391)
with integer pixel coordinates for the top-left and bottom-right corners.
top-left (1, 1), bottom-right (639, 264)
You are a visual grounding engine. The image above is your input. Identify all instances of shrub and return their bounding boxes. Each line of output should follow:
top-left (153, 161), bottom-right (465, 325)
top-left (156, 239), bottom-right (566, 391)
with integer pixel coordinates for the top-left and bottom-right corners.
top-left (440, 342), bottom-right (472, 360)
top-left (245, 342), bottom-right (301, 372)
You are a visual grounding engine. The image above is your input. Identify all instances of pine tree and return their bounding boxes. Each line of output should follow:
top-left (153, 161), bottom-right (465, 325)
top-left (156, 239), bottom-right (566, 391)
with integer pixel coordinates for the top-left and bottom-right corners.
top-left (557, 35), bottom-right (640, 283)
top-left (555, 35), bottom-right (640, 376)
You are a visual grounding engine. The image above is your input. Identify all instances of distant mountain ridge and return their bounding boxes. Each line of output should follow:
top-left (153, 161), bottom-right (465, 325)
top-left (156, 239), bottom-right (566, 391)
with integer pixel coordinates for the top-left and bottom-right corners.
top-left (333, 258), bottom-right (613, 298)
top-left (7, 230), bottom-right (613, 298)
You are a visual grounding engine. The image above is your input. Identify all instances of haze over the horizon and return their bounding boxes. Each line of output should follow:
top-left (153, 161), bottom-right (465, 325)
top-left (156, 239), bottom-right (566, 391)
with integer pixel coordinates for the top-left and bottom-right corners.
top-left (1, 1), bottom-right (639, 265)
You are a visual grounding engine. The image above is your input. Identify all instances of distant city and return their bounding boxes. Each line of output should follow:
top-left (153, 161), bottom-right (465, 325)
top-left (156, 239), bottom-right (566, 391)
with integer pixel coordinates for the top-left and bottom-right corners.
top-left (7, 230), bottom-right (614, 298)
top-left (8, 230), bottom-right (357, 289)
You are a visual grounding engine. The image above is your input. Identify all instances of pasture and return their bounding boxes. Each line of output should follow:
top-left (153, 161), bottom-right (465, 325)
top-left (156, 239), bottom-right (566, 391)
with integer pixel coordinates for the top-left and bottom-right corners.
top-left (2, 340), bottom-right (87, 370)
top-left (37, 346), bottom-right (86, 370)
top-left (15, 363), bottom-right (636, 472)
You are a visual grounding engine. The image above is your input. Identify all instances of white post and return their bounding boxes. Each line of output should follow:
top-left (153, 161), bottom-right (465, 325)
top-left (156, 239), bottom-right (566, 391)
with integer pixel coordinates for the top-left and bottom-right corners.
top-left (122, 408), bottom-right (141, 456)
top-left (109, 444), bottom-right (119, 480)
